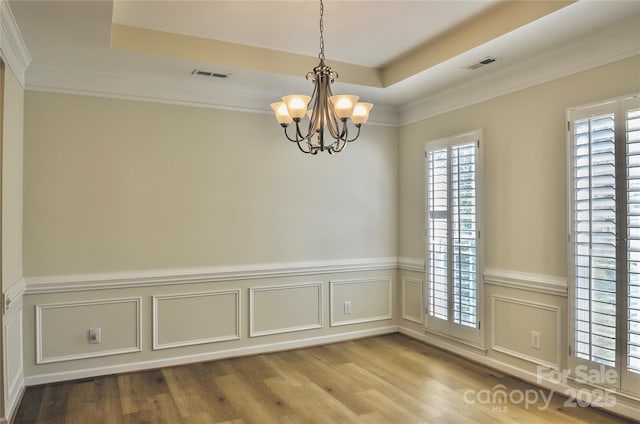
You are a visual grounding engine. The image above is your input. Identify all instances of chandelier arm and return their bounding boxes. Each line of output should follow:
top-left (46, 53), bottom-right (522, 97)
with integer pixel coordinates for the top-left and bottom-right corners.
top-left (341, 119), bottom-right (349, 142)
top-left (296, 139), bottom-right (313, 154)
top-left (308, 90), bottom-right (321, 142)
top-left (318, 79), bottom-right (329, 150)
top-left (308, 137), bottom-right (320, 154)
top-left (283, 126), bottom-right (298, 143)
top-left (283, 123), bottom-right (303, 143)
top-left (332, 139), bottom-right (347, 153)
top-left (296, 120), bottom-right (312, 142)
top-left (324, 84), bottom-right (342, 141)
top-left (346, 125), bottom-right (362, 143)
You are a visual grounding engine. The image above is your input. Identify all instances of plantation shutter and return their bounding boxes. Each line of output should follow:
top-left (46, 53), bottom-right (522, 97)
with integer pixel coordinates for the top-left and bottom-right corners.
top-left (626, 106), bottom-right (640, 374)
top-left (425, 130), bottom-right (482, 345)
top-left (572, 112), bottom-right (617, 367)
top-left (568, 93), bottom-right (640, 395)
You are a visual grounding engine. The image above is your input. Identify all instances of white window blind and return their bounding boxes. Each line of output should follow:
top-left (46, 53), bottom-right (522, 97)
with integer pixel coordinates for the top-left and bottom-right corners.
top-left (427, 148), bottom-right (449, 321)
top-left (425, 130), bottom-right (482, 345)
top-left (627, 106), bottom-right (640, 374)
top-left (568, 93), bottom-right (640, 396)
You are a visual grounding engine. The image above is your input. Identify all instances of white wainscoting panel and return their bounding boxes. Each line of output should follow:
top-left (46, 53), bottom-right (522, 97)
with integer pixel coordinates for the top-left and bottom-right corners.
top-left (249, 282), bottom-right (323, 337)
top-left (153, 289), bottom-right (240, 350)
top-left (4, 305), bottom-right (23, 417)
top-left (491, 295), bottom-right (562, 369)
top-left (402, 277), bottom-right (424, 324)
top-left (330, 277), bottom-right (393, 327)
top-left (36, 297), bottom-right (142, 364)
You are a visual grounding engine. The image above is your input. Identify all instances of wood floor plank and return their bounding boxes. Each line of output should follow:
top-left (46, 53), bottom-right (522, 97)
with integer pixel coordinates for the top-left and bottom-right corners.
top-left (261, 349), bottom-right (374, 415)
top-left (356, 388), bottom-right (429, 423)
top-left (213, 373), bottom-right (290, 424)
top-left (117, 369), bottom-right (170, 415)
top-left (13, 334), bottom-right (637, 424)
top-left (163, 364), bottom-right (237, 422)
top-left (37, 383), bottom-right (71, 422)
top-left (13, 384), bottom-right (44, 423)
top-left (263, 377), bottom-right (361, 424)
top-left (98, 376), bottom-right (125, 424)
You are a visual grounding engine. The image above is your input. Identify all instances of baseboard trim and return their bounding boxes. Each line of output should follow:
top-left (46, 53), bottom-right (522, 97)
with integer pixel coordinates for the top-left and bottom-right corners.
top-left (5, 384), bottom-right (25, 424)
top-left (24, 325), bottom-right (398, 386)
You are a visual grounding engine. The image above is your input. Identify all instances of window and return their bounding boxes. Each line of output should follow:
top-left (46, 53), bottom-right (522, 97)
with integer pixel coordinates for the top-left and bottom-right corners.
top-left (568, 93), bottom-right (640, 396)
top-left (425, 129), bottom-right (483, 345)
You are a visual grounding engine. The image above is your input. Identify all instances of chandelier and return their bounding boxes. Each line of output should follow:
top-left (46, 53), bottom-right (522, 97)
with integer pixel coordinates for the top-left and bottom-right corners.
top-left (270, 0), bottom-right (373, 155)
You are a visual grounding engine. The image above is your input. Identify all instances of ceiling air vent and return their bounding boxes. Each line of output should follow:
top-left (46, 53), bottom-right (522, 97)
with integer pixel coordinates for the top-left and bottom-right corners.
top-left (465, 56), bottom-right (500, 70)
top-left (191, 69), bottom-right (229, 79)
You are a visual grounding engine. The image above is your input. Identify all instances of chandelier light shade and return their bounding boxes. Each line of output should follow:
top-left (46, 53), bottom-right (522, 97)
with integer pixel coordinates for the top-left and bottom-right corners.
top-left (270, 0), bottom-right (373, 155)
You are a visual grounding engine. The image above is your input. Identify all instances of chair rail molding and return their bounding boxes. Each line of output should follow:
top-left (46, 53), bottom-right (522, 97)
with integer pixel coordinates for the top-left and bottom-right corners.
top-left (24, 257), bottom-right (399, 294)
top-left (484, 268), bottom-right (567, 296)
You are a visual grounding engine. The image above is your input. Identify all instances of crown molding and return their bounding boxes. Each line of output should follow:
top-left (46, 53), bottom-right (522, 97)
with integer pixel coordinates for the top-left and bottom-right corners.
top-left (0, 0), bottom-right (31, 86)
top-left (398, 16), bottom-right (640, 126)
top-left (24, 63), bottom-right (399, 126)
top-left (18, 4), bottom-right (639, 128)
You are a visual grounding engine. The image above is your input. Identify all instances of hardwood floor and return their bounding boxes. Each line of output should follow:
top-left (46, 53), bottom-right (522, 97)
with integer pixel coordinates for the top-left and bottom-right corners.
top-left (14, 334), bottom-right (636, 423)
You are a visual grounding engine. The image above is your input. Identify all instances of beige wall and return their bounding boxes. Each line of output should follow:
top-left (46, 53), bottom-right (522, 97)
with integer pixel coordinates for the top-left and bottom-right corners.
top-left (23, 93), bottom-right (398, 276)
top-left (398, 55), bottom-right (640, 277)
top-left (2, 63), bottom-right (23, 291)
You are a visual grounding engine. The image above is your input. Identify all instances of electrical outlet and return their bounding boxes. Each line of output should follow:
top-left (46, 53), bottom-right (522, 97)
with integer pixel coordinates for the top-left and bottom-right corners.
top-left (344, 301), bottom-right (352, 314)
top-left (531, 331), bottom-right (541, 349)
top-left (89, 328), bottom-right (102, 344)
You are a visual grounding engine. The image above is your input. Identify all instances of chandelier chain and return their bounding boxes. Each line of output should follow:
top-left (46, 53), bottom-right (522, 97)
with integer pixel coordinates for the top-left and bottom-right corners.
top-left (318, 0), bottom-right (325, 61)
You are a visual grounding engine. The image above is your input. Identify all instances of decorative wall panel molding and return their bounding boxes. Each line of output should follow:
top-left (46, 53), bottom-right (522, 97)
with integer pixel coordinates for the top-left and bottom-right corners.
top-left (330, 277), bottom-right (393, 327)
top-left (24, 257), bottom-right (398, 294)
top-left (249, 282), bottom-right (323, 337)
top-left (491, 295), bottom-right (562, 369)
top-left (153, 289), bottom-right (241, 350)
top-left (35, 297), bottom-right (142, 364)
top-left (401, 277), bottom-right (423, 324)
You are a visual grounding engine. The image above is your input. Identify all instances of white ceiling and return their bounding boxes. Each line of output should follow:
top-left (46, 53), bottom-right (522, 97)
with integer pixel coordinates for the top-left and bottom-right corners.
top-left (110, 0), bottom-right (500, 69)
top-left (7, 0), bottom-right (640, 125)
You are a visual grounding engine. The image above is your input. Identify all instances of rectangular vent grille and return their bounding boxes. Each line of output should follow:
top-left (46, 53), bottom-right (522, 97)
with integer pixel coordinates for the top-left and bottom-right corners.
top-left (465, 56), bottom-right (499, 70)
top-left (192, 69), bottom-right (229, 78)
